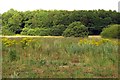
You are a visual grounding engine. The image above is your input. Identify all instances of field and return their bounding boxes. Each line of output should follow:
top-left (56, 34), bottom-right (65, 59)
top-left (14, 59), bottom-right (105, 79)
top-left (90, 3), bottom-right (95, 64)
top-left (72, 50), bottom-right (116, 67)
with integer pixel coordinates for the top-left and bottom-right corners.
top-left (2, 36), bottom-right (119, 78)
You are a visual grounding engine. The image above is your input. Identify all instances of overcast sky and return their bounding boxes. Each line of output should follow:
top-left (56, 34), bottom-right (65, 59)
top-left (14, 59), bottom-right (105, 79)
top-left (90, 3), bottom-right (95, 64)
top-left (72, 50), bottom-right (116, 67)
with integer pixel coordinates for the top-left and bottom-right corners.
top-left (0, 0), bottom-right (119, 13)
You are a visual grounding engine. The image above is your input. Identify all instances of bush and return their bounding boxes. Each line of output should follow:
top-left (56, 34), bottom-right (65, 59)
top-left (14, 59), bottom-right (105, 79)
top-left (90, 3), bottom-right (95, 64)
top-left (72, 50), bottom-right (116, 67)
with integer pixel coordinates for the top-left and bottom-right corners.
top-left (50, 24), bottom-right (66, 36)
top-left (38, 28), bottom-right (51, 36)
top-left (101, 24), bottom-right (120, 39)
top-left (63, 22), bottom-right (89, 37)
top-left (2, 26), bottom-right (15, 35)
top-left (21, 28), bottom-right (51, 36)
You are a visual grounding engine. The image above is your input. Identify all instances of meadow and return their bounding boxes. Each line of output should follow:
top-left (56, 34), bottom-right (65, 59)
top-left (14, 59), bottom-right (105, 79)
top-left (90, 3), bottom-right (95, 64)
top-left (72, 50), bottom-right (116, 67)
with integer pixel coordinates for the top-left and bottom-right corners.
top-left (2, 37), bottom-right (119, 78)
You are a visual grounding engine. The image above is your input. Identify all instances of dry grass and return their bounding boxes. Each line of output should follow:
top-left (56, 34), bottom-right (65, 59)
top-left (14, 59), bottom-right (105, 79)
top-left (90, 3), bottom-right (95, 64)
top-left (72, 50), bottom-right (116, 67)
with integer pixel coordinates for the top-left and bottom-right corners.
top-left (1, 36), bottom-right (64, 38)
top-left (2, 37), bottom-right (118, 78)
top-left (88, 35), bottom-right (101, 38)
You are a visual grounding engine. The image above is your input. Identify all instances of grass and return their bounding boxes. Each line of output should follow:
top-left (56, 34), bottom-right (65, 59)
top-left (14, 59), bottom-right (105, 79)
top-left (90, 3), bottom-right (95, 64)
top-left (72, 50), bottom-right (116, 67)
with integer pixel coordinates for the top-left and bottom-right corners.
top-left (2, 37), bottom-right (118, 78)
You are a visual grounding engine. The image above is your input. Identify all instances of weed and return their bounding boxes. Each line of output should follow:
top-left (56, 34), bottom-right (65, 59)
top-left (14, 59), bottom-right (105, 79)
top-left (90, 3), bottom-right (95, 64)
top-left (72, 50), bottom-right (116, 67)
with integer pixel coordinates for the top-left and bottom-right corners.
top-left (2, 37), bottom-right (118, 78)
top-left (8, 49), bottom-right (18, 61)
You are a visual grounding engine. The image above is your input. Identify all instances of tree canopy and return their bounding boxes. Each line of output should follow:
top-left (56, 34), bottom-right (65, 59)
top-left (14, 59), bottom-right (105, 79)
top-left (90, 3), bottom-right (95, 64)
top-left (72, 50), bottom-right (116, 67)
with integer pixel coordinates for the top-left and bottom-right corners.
top-left (101, 24), bottom-right (120, 39)
top-left (2, 9), bottom-right (120, 36)
top-left (63, 22), bottom-right (88, 37)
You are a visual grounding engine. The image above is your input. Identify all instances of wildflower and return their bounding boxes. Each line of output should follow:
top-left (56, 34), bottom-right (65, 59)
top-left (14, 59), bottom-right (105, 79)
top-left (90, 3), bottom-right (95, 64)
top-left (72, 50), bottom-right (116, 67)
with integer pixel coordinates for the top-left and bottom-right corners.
top-left (78, 38), bottom-right (115, 47)
top-left (2, 38), bottom-right (16, 47)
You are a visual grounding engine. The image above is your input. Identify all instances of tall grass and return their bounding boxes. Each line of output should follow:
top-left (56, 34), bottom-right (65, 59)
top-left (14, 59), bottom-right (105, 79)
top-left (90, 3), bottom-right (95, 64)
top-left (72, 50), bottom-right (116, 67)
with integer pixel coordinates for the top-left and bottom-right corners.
top-left (2, 37), bottom-right (118, 78)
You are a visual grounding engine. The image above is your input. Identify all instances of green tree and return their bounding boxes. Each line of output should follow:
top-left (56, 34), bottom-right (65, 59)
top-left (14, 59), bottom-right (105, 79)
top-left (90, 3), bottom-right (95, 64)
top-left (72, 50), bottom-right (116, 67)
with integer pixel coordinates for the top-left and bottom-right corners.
top-left (2, 9), bottom-right (23, 34)
top-left (2, 9), bottom-right (120, 35)
top-left (21, 27), bottom-right (51, 36)
top-left (63, 22), bottom-right (88, 37)
top-left (50, 24), bottom-right (66, 36)
top-left (2, 26), bottom-right (14, 35)
top-left (101, 24), bottom-right (120, 39)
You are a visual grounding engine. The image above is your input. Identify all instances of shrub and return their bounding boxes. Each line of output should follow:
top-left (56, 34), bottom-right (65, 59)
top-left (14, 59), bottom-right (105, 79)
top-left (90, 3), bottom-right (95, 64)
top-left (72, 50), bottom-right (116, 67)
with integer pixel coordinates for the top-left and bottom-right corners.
top-left (2, 26), bottom-right (15, 35)
top-left (101, 24), bottom-right (120, 39)
top-left (21, 28), bottom-right (51, 36)
top-left (63, 22), bottom-right (89, 37)
top-left (20, 27), bottom-right (29, 35)
top-left (50, 24), bottom-right (66, 36)
top-left (38, 28), bottom-right (51, 36)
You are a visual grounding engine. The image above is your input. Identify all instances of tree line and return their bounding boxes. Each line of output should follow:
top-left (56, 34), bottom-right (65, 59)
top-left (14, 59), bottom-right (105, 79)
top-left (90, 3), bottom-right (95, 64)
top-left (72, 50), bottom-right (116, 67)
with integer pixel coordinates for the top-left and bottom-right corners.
top-left (1, 9), bottom-right (120, 36)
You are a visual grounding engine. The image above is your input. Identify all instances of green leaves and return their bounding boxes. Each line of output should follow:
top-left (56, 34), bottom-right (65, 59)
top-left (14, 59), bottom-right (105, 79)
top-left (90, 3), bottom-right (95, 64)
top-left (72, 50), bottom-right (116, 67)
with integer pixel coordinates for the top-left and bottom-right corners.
top-left (101, 24), bottom-right (120, 39)
top-left (63, 22), bottom-right (89, 37)
top-left (2, 9), bottom-right (120, 36)
top-left (50, 24), bottom-right (66, 36)
top-left (21, 28), bottom-right (51, 36)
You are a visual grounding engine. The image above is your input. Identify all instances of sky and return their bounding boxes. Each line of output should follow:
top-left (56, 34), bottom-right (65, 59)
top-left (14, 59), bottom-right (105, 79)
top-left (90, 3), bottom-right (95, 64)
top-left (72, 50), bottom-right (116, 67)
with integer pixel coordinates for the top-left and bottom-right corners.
top-left (0, 0), bottom-right (119, 13)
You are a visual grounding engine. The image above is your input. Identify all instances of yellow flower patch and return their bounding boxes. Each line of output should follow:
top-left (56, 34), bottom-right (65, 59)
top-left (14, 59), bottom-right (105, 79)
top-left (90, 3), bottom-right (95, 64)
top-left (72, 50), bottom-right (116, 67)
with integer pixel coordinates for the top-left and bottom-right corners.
top-left (79, 38), bottom-right (116, 46)
top-left (2, 38), bottom-right (16, 47)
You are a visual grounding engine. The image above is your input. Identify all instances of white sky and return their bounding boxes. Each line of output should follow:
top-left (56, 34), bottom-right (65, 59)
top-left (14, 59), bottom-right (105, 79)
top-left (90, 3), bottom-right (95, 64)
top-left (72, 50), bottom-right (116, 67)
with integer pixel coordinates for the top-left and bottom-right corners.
top-left (0, 0), bottom-right (119, 13)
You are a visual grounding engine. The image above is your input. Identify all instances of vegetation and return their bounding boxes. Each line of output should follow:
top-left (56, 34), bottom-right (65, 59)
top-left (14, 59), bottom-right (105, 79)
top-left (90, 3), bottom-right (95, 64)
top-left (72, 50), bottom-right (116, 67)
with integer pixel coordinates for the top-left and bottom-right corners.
top-left (21, 28), bottom-right (51, 36)
top-left (2, 37), bottom-right (118, 78)
top-left (2, 9), bottom-right (120, 37)
top-left (63, 22), bottom-right (88, 37)
top-left (1, 9), bottom-right (119, 78)
top-left (0, 14), bottom-right (2, 35)
top-left (50, 25), bottom-right (66, 36)
top-left (101, 24), bottom-right (120, 39)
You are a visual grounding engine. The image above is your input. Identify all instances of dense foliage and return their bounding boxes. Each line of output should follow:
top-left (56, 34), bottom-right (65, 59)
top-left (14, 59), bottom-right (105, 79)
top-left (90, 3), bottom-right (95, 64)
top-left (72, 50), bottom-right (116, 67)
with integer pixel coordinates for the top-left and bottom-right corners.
top-left (63, 22), bottom-right (88, 37)
top-left (21, 27), bottom-right (51, 36)
top-left (2, 9), bottom-right (120, 36)
top-left (101, 24), bottom-right (120, 39)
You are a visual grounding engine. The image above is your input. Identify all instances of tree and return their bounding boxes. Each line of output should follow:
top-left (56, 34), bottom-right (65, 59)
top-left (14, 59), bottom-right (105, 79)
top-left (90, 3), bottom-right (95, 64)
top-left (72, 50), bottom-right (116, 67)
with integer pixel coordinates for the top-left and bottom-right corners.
top-left (63, 22), bottom-right (89, 37)
top-left (101, 24), bottom-right (120, 39)
top-left (2, 9), bottom-right (120, 35)
top-left (2, 9), bottom-right (23, 34)
top-left (2, 26), bottom-right (14, 35)
top-left (21, 27), bottom-right (51, 36)
top-left (50, 24), bottom-right (66, 36)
